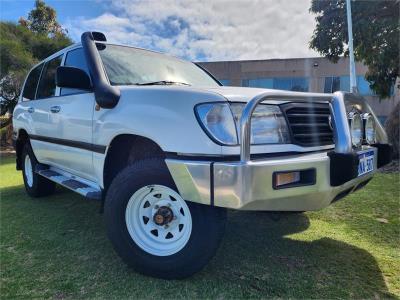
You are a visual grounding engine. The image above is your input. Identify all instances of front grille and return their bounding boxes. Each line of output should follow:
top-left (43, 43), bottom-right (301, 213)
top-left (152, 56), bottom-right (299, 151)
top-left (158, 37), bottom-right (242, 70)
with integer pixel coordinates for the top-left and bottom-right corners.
top-left (282, 103), bottom-right (334, 147)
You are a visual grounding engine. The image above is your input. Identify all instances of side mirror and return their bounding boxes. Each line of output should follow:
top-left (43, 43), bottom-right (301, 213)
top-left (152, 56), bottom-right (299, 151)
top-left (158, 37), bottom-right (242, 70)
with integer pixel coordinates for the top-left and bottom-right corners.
top-left (56, 66), bottom-right (92, 90)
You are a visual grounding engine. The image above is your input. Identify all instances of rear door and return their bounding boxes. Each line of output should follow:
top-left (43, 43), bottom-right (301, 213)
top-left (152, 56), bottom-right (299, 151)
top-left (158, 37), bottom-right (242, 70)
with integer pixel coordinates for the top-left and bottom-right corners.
top-left (26, 56), bottom-right (65, 162)
top-left (17, 62), bottom-right (45, 141)
top-left (31, 48), bottom-right (97, 181)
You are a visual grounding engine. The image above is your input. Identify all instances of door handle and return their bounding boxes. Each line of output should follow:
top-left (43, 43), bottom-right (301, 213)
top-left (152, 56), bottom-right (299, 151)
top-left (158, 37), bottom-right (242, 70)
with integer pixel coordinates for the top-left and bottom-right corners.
top-left (50, 106), bottom-right (61, 113)
top-left (27, 107), bottom-right (34, 113)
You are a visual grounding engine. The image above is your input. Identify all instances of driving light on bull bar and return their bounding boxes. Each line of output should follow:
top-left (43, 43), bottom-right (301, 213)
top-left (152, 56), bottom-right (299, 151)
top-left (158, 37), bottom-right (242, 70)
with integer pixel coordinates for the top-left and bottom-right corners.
top-left (348, 112), bottom-right (363, 147)
top-left (362, 113), bottom-right (376, 144)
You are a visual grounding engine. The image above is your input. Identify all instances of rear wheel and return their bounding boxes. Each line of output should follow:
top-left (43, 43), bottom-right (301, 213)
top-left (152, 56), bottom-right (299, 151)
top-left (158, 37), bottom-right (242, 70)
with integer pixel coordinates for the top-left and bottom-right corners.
top-left (105, 159), bottom-right (226, 279)
top-left (22, 142), bottom-right (56, 197)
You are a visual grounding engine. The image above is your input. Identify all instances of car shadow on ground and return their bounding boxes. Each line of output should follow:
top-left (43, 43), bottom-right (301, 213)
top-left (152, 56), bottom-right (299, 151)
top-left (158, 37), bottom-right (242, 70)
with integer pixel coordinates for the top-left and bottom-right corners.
top-left (202, 210), bottom-right (395, 298)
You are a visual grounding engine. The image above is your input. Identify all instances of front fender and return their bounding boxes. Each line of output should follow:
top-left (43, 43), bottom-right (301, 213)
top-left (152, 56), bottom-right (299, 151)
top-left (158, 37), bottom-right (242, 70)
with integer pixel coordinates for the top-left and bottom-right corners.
top-left (93, 86), bottom-right (225, 156)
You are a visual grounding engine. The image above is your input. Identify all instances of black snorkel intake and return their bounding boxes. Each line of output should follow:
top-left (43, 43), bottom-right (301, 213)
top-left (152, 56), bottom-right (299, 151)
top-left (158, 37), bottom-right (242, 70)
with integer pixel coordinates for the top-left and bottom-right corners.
top-left (81, 31), bottom-right (120, 109)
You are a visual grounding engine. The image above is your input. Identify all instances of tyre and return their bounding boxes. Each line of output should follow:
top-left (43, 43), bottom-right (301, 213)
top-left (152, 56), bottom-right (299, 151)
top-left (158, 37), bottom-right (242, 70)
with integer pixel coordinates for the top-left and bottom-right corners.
top-left (105, 159), bottom-right (226, 279)
top-left (22, 142), bottom-right (56, 197)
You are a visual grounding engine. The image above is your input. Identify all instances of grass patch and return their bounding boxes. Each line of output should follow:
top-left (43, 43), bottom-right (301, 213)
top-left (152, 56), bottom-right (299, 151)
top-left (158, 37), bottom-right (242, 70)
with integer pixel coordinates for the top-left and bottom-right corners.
top-left (0, 155), bottom-right (399, 299)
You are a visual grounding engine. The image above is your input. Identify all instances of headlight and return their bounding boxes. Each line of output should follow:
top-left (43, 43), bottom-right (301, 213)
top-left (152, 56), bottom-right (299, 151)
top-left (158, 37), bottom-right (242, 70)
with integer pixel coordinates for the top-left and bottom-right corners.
top-left (363, 113), bottom-right (376, 144)
top-left (230, 103), bottom-right (290, 144)
top-left (195, 102), bottom-right (290, 145)
top-left (348, 112), bottom-right (363, 147)
top-left (195, 103), bottom-right (238, 145)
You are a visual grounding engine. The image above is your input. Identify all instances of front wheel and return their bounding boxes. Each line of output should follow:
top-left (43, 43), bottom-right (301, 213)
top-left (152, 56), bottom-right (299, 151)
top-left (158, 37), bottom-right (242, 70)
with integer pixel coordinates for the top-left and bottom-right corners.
top-left (105, 159), bottom-right (226, 279)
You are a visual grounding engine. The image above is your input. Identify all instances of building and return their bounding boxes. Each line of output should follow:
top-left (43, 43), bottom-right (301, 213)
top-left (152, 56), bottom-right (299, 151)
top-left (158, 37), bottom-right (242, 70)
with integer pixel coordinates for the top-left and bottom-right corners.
top-left (199, 57), bottom-right (399, 124)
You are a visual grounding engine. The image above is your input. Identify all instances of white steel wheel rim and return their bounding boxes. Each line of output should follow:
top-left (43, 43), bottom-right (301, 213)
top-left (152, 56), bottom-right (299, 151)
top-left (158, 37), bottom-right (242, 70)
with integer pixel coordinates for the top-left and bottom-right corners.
top-left (125, 185), bottom-right (192, 256)
top-left (24, 154), bottom-right (33, 187)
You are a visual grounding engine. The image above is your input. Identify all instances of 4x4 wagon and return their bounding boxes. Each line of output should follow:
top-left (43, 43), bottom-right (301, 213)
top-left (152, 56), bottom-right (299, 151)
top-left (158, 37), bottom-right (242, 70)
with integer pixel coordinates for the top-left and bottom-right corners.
top-left (13, 32), bottom-right (392, 279)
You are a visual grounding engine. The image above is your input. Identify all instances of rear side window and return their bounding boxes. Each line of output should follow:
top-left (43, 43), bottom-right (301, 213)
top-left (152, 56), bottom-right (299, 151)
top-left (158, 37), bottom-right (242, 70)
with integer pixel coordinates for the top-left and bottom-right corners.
top-left (36, 55), bottom-right (63, 99)
top-left (60, 48), bottom-right (91, 96)
top-left (22, 63), bottom-right (43, 101)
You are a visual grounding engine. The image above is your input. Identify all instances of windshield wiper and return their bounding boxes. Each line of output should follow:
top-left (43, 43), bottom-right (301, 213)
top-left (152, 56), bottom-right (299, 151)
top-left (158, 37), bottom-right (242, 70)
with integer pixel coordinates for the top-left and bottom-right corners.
top-left (134, 80), bottom-right (190, 86)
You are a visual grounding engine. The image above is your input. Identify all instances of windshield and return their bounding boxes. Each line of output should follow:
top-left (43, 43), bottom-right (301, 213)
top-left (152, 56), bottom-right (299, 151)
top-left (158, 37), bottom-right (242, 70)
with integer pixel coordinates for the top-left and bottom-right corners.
top-left (97, 44), bottom-right (220, 87)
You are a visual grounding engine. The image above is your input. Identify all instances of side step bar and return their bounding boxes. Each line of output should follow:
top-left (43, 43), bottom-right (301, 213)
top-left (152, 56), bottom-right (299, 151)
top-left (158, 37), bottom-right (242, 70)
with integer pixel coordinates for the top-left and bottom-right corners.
top-left (37, 168), bottom-right (102, 200)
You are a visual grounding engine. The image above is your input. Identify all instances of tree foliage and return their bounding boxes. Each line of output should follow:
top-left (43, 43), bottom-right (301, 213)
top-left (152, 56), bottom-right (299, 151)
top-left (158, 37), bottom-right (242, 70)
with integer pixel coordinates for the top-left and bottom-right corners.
top-left (19, 0), bottom-right (66, 36)
top-left (310, 0), bottom-right (399, 98)
top-left (0, 1), bottom-right (72, 114)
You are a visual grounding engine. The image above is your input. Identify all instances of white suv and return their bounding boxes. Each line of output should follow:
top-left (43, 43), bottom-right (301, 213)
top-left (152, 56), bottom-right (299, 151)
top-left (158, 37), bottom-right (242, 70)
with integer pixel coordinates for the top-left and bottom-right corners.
top-left (13, 32), bottom-right (392, 279)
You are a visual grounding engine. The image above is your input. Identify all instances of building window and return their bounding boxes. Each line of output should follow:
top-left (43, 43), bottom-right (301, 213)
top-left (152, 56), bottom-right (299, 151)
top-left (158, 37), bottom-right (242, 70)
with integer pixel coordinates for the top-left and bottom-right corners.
top-left (357, 76), bottom-right (394, 96)
top-left (273, 78), bottom-right (291, 90)
top-left (357, 76), bottom-right (376, 96)
top-left (324, 75), bottom-right (378, 96)
top-left (324, 76), bottom-right (350, 93)
top-left (324, 77), bottom-right (332, 93)
top-left (241, 77), bottom-right (307, 91)
top-left (340, 76), bottom-right (350, 92)
top-left (242, 78), bottom-right (273, 88)
top-left (219, 79), bottom-right (231, 86)
top-left (324, 76), bottom-right (341, 93)
top-left (274, 77), bottom-right (309, 92)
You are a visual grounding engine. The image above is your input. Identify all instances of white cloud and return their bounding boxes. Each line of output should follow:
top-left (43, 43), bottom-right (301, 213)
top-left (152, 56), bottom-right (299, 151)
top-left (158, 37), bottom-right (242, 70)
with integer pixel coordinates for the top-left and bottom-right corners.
top-left (64, 0), bottom-right (319, 61)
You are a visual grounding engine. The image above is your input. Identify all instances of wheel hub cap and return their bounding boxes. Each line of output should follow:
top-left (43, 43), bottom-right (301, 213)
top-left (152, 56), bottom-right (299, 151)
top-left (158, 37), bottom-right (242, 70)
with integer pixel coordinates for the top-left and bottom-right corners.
top-left (125, 185), bottom-right (192, 256)
top-left (24, 154), bottom-right (33, 187)
top-left (153, 206), bottom-right (174, 226)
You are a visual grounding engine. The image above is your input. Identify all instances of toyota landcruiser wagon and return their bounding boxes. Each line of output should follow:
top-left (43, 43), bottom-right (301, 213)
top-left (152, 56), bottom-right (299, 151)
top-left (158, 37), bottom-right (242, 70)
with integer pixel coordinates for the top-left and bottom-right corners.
top-left (13, 32), bottom-right (392, 279)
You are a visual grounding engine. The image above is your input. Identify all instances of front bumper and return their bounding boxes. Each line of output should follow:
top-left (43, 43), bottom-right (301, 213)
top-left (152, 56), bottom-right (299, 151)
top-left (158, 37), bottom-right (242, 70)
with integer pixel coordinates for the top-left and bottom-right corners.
top-left (166, 146), bottom-right (383, 211)
top-left (167, 91), bottom-right (391, 211)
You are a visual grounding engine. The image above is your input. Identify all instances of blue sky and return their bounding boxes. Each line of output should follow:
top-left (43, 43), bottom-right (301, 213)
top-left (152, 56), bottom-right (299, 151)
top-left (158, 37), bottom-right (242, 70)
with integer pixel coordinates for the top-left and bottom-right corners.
top-left (0, 0), bottom-right (319, 61)
top-left (1, 0), bottom-right (106, 24)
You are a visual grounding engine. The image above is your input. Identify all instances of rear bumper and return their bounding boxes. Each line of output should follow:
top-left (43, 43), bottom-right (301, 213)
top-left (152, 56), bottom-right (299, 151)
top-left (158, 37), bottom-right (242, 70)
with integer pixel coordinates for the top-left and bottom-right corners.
top-left (166, 145), bottom-right (389, 211)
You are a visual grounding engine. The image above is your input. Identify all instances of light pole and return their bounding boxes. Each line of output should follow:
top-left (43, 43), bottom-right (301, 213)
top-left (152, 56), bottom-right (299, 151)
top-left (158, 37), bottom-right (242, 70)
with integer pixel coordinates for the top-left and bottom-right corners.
top-left (346, 0), bottom-right (358, 94)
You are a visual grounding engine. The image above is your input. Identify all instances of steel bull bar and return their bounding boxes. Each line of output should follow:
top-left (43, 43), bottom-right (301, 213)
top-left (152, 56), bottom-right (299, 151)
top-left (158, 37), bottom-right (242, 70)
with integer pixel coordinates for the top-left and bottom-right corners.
top-left (240, 91), bottom-right (389, 186)
top-left (239, 91), bottom-right (352, 162)
top-left (166, 91), bottom-right (392, 210)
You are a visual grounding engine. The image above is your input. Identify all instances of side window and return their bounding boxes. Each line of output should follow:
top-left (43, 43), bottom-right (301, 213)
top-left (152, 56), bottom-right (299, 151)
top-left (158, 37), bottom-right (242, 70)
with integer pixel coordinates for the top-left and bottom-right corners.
top-left (22, 63), bottom-right (44, 101)
top-left (60, 48), bottom-right (90, 96)
top-left (36, 55), bottom-right (63, 99)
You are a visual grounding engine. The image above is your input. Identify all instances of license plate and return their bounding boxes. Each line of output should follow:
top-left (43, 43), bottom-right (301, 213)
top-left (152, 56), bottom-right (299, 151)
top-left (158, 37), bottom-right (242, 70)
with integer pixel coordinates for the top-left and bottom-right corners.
top-left (358, 150), bottom-right (375, 176)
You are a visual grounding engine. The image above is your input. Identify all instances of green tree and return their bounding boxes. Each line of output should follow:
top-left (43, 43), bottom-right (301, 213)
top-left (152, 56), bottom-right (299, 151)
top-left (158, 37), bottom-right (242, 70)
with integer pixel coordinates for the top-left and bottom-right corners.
top-left (0, 1), bottom-right (72, 114)
top-left (309, 0), bottom-right (399, 98)
top-left (19, 0), bottom-right (66, 36)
